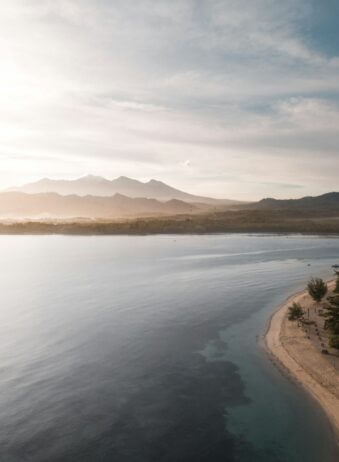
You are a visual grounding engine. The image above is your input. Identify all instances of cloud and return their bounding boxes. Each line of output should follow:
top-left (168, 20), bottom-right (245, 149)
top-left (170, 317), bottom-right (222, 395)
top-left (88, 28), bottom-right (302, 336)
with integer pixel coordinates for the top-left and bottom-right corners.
top-left (0, 0), bottom-right (338, 199)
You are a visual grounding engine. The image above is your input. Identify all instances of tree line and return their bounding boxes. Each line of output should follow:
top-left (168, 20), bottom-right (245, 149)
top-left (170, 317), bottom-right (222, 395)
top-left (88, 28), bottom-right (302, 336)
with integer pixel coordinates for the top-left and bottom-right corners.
top-left (288, 276), bottom-right (339, 350)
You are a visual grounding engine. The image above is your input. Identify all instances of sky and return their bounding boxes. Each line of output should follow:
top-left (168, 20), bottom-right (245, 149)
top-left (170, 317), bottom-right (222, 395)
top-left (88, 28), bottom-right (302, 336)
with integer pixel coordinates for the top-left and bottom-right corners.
top-left (0, 0), bottom-right (338, 200)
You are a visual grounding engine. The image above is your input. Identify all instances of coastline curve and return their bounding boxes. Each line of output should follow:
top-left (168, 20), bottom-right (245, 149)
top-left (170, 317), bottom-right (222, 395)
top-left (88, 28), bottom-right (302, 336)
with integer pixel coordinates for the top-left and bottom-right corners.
top-left (264, 280), bottom-right (339, 442)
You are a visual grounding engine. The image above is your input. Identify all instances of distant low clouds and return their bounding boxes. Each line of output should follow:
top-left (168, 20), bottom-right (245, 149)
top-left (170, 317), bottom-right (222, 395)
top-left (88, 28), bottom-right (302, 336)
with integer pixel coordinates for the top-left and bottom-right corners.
top-left (0, 0), bottom-right (338, 199)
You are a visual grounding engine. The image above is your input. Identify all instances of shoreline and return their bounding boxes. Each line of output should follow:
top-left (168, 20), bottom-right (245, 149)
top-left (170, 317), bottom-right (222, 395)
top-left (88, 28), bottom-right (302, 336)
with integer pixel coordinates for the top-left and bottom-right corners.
top-left (264, 280), bottom-right (339, 442)
top-left (1, 212), bottom-right (339, 236)
top-left (1, 229), bottom-right (339, 237)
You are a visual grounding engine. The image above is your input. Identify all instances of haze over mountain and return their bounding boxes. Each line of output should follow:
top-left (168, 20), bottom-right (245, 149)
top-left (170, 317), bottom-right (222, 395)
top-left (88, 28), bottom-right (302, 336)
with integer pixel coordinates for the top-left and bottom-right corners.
top-left (7, 175), bottom-right (237, 204)
top-left (0, 192), bottom-right (200, 219)
top-left (0, 189), bottom-right (339, 224)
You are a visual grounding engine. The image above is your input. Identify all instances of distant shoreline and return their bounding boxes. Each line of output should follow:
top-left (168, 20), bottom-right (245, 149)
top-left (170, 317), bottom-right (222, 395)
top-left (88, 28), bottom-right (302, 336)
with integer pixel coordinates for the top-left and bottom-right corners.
top-left (1, 212), bottom-right (339, 236)
top-left (1, 228), bottom-right (339, 236)
top-left (1, 230), bottom-right (339, 236)
top-left (264, 280), bottom-right (339, 442)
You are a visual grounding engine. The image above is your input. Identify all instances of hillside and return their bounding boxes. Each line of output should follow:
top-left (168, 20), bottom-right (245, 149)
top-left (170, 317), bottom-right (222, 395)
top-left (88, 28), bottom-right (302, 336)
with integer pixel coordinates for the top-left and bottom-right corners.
top-left (0, 192), bottom-right (200, 218)
top-left (254, 192), bottom-right (339, 210)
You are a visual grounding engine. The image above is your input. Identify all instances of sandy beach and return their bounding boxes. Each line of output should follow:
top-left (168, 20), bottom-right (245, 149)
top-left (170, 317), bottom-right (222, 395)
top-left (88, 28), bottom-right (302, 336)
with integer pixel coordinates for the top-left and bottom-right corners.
top-left (265, 280), bottom-right (339, 439)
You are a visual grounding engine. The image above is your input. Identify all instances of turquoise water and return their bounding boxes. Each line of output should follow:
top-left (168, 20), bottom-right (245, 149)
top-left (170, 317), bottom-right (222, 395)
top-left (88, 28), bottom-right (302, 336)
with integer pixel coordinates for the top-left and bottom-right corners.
top-left (0, 234), bottom-right (338, 461)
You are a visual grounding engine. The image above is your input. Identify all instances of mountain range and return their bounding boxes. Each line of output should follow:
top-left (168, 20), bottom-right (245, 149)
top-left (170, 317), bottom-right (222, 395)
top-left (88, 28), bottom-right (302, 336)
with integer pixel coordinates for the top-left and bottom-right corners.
top-left (7, 175), bottom-right (236, 204)
top-left (3, 176), bottom-right (338, 219)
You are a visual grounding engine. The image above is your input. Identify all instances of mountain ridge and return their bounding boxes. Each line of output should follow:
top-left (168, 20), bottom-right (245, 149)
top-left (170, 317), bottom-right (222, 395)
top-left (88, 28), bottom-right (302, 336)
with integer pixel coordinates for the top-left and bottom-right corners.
top-left (254, 192), bottom-right (339, 209)
top-left (6, 175), bottom-right (238, 205)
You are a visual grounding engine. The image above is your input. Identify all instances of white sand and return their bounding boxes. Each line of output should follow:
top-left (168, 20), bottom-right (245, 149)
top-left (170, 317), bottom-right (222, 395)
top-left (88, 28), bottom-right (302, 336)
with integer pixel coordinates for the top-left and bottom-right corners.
top-left (265, 281), bottom-right (339, 439)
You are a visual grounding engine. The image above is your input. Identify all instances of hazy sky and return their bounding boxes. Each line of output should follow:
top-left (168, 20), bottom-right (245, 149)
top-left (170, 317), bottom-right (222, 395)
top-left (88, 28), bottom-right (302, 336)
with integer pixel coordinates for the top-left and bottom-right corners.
top-left (1, 0), bottom-right (338, 199)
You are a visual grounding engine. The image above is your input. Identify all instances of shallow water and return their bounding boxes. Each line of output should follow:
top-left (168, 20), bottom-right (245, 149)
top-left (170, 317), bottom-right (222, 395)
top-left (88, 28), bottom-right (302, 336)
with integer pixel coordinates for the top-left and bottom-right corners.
top-left (0, 234), bottom-right (338, 461)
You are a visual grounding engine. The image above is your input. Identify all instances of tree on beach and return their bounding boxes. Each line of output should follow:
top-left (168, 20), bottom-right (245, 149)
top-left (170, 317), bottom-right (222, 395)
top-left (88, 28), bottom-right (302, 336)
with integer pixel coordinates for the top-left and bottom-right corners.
top-left (324, 296), bottom-right (339, 335)
top-left (307, 278), bottom-right (327, 305)
top-left (329, 335), bottom-right (339, 350)
top-left (288, 303), bottom-right (303, 321)
top-left (334, 275), bottom-right (339, 293)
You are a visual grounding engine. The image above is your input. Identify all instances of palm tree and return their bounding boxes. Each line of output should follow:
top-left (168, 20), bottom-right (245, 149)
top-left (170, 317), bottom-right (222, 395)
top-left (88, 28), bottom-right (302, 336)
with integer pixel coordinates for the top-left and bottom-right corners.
top-left (307, 277), bottom-right (327, 312)
top-left (288, 302), bottom-right (303, 321)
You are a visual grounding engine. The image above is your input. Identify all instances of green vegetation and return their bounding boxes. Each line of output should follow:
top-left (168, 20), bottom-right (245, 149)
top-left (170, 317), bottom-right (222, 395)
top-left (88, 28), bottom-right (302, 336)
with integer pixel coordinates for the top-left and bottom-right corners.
top-left (329, 335), bottom-right (339, 349)
top-left (307, 278), bottom-right (327, 304)
top-left (324, 296), bottom-right (339, 334)
top-left (334, 275), bottom-right (339, 293)
top-left (288, 303), bottom-right (303, 321)
top-left (323, 295), bottom-right (339, 349)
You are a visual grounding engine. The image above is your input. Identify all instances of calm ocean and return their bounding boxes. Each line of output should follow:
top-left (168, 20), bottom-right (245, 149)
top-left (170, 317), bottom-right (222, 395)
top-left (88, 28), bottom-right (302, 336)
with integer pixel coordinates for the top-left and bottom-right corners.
top-left (0, 234), bottom-right (338, 461)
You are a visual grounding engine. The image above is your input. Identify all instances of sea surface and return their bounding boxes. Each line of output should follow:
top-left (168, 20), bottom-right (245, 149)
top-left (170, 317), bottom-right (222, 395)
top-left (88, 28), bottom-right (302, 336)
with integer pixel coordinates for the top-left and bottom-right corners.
top-left (0, 234), bottom-right (339, 461)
